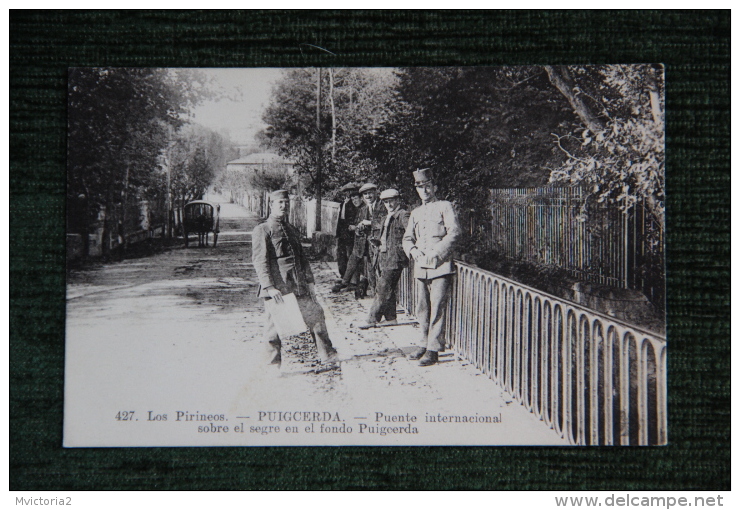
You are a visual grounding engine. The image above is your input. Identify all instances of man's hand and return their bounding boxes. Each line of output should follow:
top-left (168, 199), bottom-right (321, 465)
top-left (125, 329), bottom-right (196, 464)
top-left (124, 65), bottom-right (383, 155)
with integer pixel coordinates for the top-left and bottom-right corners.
top-left (308, 283), bottom-right (318, 303)
top-left (265, 286), bottom-right (284, 304)
top-left (411, 247), bottom-right (426, 263)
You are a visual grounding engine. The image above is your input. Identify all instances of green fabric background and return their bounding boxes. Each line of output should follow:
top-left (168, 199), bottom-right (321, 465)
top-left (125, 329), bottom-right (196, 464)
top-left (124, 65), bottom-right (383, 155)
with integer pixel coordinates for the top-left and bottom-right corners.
top-left (9, 10), bottom-right (730, 490)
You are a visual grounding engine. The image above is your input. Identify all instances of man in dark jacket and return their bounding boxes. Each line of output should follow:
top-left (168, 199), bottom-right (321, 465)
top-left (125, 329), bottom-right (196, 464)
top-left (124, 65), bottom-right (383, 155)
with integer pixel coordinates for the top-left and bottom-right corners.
top-left (331, 182), bottom-right (384, 298)
top-left (252, 190), bottom-right (337, 367)
top-left (359, 189), bottom-right (410, 329)
top-left (335, 183), bottom-right (361, 279)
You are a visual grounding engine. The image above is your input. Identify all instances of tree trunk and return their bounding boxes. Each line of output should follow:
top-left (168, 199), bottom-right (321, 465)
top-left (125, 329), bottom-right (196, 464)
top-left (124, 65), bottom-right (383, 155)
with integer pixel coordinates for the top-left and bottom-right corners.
top-left (81, 181), bottom-right (90, 258)
top-left (120, 164), bottom-right (130, 251)
top-left (315, 67), bottom-right (323, 233)
top-left (544, 65), bottom-right (606, 134)
top-left (330, 68), bottom-right (336, 165)
top-left (645, 66), bottom-right (664, 129)
top-left (101, 189), bottom-right (113, 257)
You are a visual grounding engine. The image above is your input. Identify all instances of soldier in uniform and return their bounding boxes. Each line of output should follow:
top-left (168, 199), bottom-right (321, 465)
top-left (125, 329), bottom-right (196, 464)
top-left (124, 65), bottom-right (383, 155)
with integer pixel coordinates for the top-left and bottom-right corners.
top-left (359, 189), bottom-right (410, 329)
top-left (402, 169), bottom-right (461, 366)
top-left (252, 190), bottom-right (338, 367)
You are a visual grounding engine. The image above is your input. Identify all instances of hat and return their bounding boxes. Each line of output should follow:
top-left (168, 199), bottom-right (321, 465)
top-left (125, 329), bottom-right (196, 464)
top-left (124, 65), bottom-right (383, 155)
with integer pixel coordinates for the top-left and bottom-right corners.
top-left (358, 183), bottom-right (378, 194)
top-left (339, 181), bottom-right (361, 192)
top-left (380, 189), bottom-right (400, 200)
top-left (269, 190), bottom-right (289, 201)
top-left (413, 168), bottom-right (433, 184)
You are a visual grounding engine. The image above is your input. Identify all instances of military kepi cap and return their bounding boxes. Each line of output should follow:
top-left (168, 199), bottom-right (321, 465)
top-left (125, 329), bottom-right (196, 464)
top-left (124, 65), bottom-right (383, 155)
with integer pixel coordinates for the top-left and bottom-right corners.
top-left (413, 168), bottom-right (433, 184)
top-left (269, 189), bottom-right (289, 200)
top-left (358, 183), bottom-right (378, 193)
top-left (380, 189), bottom-right (400, 200)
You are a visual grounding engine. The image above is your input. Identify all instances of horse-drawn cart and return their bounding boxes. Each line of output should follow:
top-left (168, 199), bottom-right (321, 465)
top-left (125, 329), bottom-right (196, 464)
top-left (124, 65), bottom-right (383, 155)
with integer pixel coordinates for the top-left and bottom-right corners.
top-left (183, 201), bottom-right (220, 247)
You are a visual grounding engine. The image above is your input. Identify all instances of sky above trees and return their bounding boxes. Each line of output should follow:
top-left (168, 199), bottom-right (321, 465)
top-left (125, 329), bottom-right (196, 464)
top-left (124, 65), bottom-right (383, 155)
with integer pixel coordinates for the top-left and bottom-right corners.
top-left (190, 68), bottom-right (282, 146)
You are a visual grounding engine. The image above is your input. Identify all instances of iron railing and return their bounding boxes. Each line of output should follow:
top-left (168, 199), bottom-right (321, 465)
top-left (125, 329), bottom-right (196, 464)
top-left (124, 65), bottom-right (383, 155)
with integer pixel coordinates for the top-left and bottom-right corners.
top-left (398, 260), bottom-right (667, 446)
top-left (487, 188), bottom-right (664, 311)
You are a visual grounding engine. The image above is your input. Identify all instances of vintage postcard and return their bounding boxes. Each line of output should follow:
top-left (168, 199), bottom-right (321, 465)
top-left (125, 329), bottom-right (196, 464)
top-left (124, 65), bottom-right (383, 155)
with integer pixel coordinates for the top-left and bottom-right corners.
top-left (64, 66), bottom-right (666, 446)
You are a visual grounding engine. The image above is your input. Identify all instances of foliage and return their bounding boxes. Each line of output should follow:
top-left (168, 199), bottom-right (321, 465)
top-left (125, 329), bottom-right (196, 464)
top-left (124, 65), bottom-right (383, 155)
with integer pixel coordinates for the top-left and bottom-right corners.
top-left (365, 67), bottom-right (578, 214)
top-left (162, 123), bottom-right (234, 205)
top-left (249, 163), bottom-right (291, 192)
top-left (67, 68), bottom-right (211, 249)
top-left (547, 65), bottom-right (665, 230)
top-left (545, 65), bottom-right (665, 310)
top-left (257, 68), bottom-right (397, 197)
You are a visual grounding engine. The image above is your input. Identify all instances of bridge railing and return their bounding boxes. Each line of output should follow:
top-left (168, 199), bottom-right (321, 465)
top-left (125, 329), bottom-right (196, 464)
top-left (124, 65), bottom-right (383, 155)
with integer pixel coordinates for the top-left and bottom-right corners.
top-left (398, 260), bottom-right (667, 446)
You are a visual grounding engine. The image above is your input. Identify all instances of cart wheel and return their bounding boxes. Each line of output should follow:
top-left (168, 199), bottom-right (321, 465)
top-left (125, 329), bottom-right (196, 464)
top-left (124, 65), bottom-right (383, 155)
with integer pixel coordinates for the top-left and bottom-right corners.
top-left (213, 232), bottom-right (218, 247)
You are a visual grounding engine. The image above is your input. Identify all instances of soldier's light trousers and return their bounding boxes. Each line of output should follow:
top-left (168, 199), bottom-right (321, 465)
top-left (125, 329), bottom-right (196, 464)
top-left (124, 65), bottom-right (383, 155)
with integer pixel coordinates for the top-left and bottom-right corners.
top-left (415, 274), bottom-right (453, 352)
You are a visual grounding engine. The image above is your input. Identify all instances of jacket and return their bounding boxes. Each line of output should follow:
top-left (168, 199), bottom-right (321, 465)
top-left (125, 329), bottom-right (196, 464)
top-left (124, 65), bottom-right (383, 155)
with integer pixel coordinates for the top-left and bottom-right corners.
top-left (335, 199), bottom-right (358, 242)
top-left (402, 199), bottom-right (460, 279)
top-left (374, 208), bottom-right (410, 270)
top-left (252, 216), bottom-right (313, 298)
top-left (350, 202), bottom-right (368, 256)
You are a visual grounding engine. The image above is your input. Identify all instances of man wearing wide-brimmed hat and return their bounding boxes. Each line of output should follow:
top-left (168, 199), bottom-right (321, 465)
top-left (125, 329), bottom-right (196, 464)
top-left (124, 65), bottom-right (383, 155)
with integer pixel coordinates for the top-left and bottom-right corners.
top-left (335, 182), bottom-right (362, 280)
top-left (402, 169), bottom-right (460, 366)
top-left (359, 188), bottom-right (410, 329)
top-left (252, 190), bottom-right (338, 368)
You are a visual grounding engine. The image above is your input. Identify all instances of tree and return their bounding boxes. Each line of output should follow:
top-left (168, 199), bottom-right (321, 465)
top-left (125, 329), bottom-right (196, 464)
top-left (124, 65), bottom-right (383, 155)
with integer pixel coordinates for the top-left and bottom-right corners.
top-left (67, 67), bottom-right (207, 254)
top-left (257, 68), bottom-right (397, 197)
top-left (365, 67), bottom-right (578, 213)
top-left (546, 64), bottom-right (665, 230)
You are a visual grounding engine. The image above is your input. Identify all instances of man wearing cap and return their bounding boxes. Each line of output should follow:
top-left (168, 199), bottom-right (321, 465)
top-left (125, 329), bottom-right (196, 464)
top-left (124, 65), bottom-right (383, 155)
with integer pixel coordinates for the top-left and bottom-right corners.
top-left (335, 183), bottom-right (362, 280)
top-left (359, 189), bottom-right (410, 329)
top-left (332, 183), bottom-right (384, 298)
top-left (252, 190), bottom-right (338, 367)
top-left (402, 169), bottom-right (461, 366)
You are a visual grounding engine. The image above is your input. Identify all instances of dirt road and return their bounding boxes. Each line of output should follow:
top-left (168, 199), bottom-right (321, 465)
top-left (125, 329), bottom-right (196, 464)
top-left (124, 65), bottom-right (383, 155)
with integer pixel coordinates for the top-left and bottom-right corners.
top-left (65, 200), bottom-right (567, 446)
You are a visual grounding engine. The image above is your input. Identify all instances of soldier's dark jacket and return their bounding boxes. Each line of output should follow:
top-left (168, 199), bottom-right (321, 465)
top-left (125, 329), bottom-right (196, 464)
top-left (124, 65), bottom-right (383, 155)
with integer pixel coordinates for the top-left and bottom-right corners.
top-left (252, 216), bottom-right (313, 298)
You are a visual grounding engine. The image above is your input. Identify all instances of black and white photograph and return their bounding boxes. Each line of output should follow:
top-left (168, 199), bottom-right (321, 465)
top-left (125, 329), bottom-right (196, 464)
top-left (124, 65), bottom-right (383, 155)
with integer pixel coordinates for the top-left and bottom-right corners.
top-left (64, 65), bottom-right (666, 447)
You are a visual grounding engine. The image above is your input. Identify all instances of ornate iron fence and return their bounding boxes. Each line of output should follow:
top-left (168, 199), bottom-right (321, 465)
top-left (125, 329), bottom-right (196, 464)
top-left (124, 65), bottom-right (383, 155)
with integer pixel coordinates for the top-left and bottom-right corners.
top-left (398, 260), bottom-right (667, 446)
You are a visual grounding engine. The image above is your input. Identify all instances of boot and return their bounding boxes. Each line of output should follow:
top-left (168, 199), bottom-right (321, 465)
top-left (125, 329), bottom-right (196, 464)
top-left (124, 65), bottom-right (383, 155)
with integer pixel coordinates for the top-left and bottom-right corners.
top-left (323, 348), bottom-right (339, 363)
top-left (354, 279), bottom-right (368, 299)
top-left (408, 347), bottom-right (426, 360)
top-left (418, 350), bottom-right (438, 367)
top-left (331, 282), bottom-right (347, 293)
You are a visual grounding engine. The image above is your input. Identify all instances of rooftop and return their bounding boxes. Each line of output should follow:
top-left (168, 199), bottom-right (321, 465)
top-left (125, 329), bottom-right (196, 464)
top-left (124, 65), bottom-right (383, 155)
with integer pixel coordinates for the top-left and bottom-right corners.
top-left (226, 152), bottom-right (295, 165)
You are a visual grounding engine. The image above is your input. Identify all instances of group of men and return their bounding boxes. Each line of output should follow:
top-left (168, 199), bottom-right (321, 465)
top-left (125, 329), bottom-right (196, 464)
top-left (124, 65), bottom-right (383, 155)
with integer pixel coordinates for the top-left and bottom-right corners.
top-left (251, 168), bottom-right (460, 369)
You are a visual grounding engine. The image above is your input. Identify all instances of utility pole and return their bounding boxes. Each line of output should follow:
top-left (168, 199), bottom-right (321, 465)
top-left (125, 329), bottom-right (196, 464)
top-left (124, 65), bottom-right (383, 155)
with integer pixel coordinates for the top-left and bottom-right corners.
top-left (315, 67), bottom-right (323, 233)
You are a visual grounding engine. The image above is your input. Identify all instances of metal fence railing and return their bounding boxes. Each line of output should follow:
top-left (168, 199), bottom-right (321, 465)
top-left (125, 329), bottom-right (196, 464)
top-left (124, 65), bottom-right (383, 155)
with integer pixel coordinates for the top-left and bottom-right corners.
top-left (487, 188), bottom-right (664, 311)
top-left (397, 259), bottom-right (667, 446)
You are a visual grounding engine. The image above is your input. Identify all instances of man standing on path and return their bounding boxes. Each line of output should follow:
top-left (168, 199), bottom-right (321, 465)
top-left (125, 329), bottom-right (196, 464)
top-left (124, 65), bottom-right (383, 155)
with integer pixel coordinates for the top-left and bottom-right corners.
top-left (402, 169), bottom-right (460, 367)
top-left (332, 183), bottom-right (384, 299)
top-left (360, 188), bottom-right (410, 329)
top-left (335, 182), bottom-right (361, 280)
top-left (252, 190), bottom-right (338, 368)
